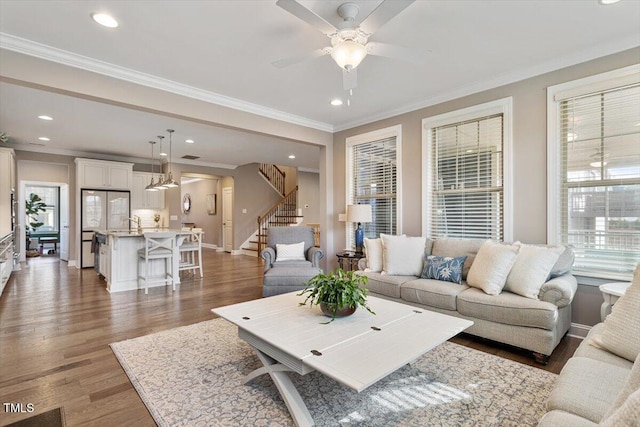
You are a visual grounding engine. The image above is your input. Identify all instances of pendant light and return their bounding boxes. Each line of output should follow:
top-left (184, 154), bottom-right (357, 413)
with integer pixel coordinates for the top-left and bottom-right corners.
top-left (162, 129), bottom-right (179, 188)
top-left (155, 135), bottom-right (167, 190)
top-left (145, 140), bottom-right (159, 191)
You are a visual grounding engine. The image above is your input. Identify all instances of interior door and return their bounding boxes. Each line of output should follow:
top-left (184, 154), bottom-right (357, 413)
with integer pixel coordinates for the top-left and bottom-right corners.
top-left (59, 184), bottom-right (69, 261)
top-left (222, 187), bottom-right (233, 252)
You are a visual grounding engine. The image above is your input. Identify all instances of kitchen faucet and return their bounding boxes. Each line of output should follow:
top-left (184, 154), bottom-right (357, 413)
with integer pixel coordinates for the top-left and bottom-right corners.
top-left (128, 216), bottom-right (142, 234)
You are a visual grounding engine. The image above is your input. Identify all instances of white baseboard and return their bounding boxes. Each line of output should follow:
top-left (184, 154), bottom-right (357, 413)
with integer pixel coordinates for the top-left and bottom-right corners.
top-left (568, 322), bottom-right (592, 339)
top-left (68, 260), bottom-right (78, 268)
top-left (202, 243), bottom-right (217, 249)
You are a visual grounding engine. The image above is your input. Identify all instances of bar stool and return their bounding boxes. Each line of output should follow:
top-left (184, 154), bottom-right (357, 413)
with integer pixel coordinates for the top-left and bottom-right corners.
top-left (138, 231), bottom-right (177, 294)
top-left (179, 227), bottom-right (204, 277)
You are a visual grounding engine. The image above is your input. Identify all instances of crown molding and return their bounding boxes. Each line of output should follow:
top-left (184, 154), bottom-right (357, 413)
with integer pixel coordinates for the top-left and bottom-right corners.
top-left (8, 143), bottom-right (238, 170)
top-left (0, 33), bottom-right (334, 133)
top-left (333, 36), bottom-right (640, 132)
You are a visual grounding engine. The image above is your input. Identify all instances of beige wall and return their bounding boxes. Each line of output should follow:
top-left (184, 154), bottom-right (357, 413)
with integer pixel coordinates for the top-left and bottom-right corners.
top-left (332, 47), bottom-right (640, 327)
top-left (14, 151), bottom-right (76, 263)
top-left (298, 171), bottom-right (320, 225)
top-left (181, 178), bottom-right (220, 246)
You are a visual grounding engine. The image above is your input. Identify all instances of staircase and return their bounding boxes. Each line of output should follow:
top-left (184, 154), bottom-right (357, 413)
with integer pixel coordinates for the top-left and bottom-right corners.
top-left (240, 185), bottom-right (302, 255)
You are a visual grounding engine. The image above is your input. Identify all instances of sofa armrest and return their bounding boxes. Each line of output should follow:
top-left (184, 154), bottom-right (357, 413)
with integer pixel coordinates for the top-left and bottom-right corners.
top-left (307, 247), bottom-right (324, 268)
top-left (538, 274), bottom-right (578, 308)
top-left (260, 247), bottom-right (276, 273)
top-left (357, 258), bottom-right (368, 271)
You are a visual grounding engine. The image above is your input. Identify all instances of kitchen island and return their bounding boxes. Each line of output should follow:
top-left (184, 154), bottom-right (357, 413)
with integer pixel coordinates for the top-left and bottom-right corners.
top-left (95, 229), bottom-right (193, 293)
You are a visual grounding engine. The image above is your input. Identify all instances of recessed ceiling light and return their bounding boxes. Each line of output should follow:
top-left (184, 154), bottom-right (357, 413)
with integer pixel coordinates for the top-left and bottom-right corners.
top-left (330, 99), bottom-right (343, 106)
top-left (599, 0), bottom-right (621, 4)
top-left (38, 115), bottom-right (53, 121)
top-left (185, 139), bottom-right (195, 144)
top-left (38, 137), bottom-right (50, 141)
top-left (159, 152), bottom-right (168, 157)
top-left (91, 12), bottom-right (119, 28)
top-left (288, 155), bottom-right (296, 159)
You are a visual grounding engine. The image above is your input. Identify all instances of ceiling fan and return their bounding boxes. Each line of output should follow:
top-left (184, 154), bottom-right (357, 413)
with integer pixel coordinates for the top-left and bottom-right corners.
top-left (273, 0), bottom-right (421, 91)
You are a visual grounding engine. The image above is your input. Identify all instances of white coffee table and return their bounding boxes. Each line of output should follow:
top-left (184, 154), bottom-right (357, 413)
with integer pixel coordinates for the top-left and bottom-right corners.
top-left (212, 292), bottom-right (473, 427)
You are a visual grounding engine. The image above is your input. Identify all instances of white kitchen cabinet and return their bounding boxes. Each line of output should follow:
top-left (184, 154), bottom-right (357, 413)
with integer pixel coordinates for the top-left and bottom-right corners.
top-left (75, 158), bottom-right (133, 190)
top-left (0, 232), bottom-right (14, 296)
top-left (0, 148), bottom-right (15, 235)
top-left (132, 172), bottom-right (164, 210)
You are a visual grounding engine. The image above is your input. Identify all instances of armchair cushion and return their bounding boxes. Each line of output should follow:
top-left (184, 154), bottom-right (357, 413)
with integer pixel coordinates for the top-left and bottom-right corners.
top-left (275, 241), bottom-right (305, 261)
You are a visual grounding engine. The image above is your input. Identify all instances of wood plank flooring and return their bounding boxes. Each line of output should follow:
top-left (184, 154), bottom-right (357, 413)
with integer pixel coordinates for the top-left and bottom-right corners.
top-left (0, 251), bottom-right (580, 426)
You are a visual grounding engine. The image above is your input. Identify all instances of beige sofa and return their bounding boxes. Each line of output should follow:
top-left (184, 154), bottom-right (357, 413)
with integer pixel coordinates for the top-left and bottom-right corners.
top-left (539, 263), bottom-right (640, 426)
top-left (356, 237), bottom-right (577, 363)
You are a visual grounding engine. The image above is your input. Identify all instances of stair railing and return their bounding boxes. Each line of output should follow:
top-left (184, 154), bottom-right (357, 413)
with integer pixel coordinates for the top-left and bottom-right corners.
top-left (257, 185), bottom-right (298, 254)
top-left (259, 163), bottom-right (286, 197)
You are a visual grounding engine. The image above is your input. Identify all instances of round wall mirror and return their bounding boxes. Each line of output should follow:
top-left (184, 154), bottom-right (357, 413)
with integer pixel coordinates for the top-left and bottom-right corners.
top-left (182, 193), bottom-right (191, 214)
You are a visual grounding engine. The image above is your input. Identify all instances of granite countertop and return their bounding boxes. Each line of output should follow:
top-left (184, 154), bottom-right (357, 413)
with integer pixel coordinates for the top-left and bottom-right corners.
top-left (95, 229), bottom-right (190, 238)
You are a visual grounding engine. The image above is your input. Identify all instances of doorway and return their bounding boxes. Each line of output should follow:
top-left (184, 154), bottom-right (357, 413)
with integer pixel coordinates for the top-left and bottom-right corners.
top-left (222, 186), bottom-right (233, 252)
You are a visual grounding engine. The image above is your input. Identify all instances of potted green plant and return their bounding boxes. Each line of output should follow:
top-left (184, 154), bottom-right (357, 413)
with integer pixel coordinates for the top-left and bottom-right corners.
top-left (298, 269), bottom-right (375, 322)
top-left (25, 193), bottom-right (46, 251)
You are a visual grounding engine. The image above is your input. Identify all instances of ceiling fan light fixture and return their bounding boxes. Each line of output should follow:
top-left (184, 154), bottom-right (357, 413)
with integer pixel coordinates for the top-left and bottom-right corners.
top-left (331, 40), bottom-right (367, 70)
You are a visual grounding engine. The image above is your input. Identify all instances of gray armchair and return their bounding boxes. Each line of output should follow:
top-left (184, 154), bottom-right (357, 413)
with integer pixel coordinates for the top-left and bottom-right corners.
top-left (261, 226), bottom-right (324, 297)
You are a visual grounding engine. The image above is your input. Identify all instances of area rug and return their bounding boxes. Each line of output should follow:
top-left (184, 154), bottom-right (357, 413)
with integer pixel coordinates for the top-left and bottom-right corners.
top-left (111, 319), bottom-right (557, 427)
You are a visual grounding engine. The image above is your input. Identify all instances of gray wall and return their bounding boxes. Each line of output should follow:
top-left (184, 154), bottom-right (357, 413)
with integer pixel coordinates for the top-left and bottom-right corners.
top-left (332, 47), bottom-right (640, 327)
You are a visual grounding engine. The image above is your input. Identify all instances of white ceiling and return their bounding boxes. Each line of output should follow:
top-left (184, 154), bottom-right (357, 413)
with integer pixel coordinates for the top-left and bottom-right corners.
top-left (0, 0), bottom-right (639, 169)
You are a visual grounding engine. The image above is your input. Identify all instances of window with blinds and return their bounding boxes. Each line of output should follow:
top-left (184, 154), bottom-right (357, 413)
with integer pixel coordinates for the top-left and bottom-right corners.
top-left (346, 126), bottom-right (401, 249)
top-left (427, 114), bottom-right (505, 241)
top-left (552, 76), bottom-right (640, 278)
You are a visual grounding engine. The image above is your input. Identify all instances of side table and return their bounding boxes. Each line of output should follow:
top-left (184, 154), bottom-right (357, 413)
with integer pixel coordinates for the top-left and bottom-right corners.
top-left (599, 282), bottom-right (632, 321)
top-left (336, 251), bottom-right (365, 272)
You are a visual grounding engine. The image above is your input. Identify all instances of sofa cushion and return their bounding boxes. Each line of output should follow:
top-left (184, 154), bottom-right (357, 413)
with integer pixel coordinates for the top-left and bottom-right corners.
top-left (549, 245), bottom-right (575, 278)
top-left (431, 238), bottom-right (486, 280)
top-left (546, 356), bottom-right (630, 423)
top-left (601, 388), bottom-right (640, 427)
top-left (602, 353), bottom-right (640, 421)
top-left (400, 278), bottom-right (470, 311)
top-left (381, 235), bottom-right (429, 276)
top-left (363, 237), bottom-right (383, 272)
top-left (467, 241), bottom-right (519, 295)
top-left (420, 255), bottom-right (467, 284)
top-left (457, 288), bottom-right (558, 330)
top-left (573, 323), bottom-right (634, 369)
top-left (356, 271), bottom-right (415, 299)
top-left (590, 263), bottom-right (640, 362)
top-left (537, 410), bottom-right (597, 427)
top-left (504, 243), bottom-right (564, 299)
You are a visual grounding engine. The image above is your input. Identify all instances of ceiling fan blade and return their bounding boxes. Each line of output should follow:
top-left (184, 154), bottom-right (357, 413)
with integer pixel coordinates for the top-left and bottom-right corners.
top-left (276, 0), bottom-right (337, 35)
top-left (359, 0), bottom-right (415, 35)
top-left (367, 42), bottom-right (429, 65)
top-left (343, 68), bottom-right (358, 91)
top-left (272, 48), bottom-right (328, 68)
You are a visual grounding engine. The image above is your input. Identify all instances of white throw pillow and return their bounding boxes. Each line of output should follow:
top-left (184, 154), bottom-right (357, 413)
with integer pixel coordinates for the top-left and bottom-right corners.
top-left (467, 241), bottom-right (519, 295)
top-left (504, 243), bottom-right (564, 299)
top-left (590, 263), bottom-right (640, 362)
top-left (381, 235), bottom-right (427, 276)
top-left (364, 238), bottom-right (383, 272)
top-left (275, 241), bottom-right (305, 262)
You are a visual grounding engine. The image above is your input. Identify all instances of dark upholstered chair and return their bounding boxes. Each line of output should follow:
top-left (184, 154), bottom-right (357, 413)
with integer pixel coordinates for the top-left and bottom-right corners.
top-left (261, 226), bottom-right (324, 297)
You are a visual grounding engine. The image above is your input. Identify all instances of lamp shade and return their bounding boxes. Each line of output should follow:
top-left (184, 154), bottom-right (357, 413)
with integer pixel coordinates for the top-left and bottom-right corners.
top-left (346, 204), bottom-right (372, 223)
top-left (331, 40), bottom-right (367, 70)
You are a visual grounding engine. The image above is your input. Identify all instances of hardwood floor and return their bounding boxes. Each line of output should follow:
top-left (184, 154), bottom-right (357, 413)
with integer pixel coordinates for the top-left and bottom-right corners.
top-left (0, 251), bottom-right (580, 426)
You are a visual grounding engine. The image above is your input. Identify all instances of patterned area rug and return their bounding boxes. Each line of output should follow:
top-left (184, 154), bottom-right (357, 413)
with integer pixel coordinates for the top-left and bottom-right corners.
top-left (111, 319), bottom-right (556, 427)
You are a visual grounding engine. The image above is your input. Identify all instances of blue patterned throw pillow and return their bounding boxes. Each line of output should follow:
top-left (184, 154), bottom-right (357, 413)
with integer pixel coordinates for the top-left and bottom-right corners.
top-left (421, 255), bottom-right (467, 284)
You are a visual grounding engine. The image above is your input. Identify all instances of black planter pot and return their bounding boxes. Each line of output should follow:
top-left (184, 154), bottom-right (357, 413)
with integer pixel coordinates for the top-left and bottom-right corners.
top-left (320, 302), bottom-right (357, 318)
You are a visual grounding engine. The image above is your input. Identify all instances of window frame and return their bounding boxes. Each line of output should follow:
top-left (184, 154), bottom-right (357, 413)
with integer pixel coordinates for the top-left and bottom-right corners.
top-left (547, 64), bottom-right (640, 281)
top-left (345, 125), bottom-right (402, 250)
top-left (421, 97), bottom-right (513, 241)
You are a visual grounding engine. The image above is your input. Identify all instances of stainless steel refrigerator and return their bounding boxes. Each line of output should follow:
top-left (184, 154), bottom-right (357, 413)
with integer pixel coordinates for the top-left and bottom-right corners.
top-left (80, 189), bottom-right (130, 268)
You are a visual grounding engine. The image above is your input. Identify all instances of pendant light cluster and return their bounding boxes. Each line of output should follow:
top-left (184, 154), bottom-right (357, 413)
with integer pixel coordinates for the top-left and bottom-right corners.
top-left (145, 129), bottom-right (179, 191)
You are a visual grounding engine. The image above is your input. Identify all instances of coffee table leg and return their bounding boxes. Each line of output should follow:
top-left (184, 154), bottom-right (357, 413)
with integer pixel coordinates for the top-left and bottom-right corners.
top-left (245, 348), bottom-right (314, 427)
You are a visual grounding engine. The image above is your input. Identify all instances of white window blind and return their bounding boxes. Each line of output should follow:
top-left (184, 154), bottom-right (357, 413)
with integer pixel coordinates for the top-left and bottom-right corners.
top-left (346, 134), bottom-right (398, 249)
top-left (556, 83), bottom-right (640, 277)
top-left (428, 114), bottom-right (505, 240)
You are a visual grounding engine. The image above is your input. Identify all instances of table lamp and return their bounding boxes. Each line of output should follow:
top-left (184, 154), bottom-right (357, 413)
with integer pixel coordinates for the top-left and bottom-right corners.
top-left (347, 204), bottom-right (372, 254)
